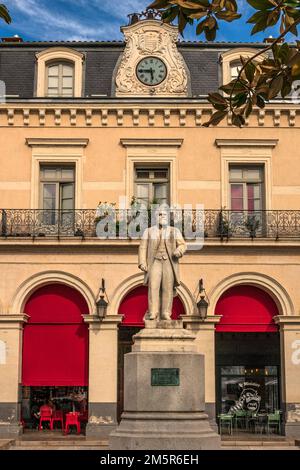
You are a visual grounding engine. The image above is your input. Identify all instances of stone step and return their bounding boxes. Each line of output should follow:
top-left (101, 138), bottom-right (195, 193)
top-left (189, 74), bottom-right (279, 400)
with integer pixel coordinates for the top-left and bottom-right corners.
top-left (222, 440), bottom-right (295, 447)
top-left (10, 445), bottom-right (107, 451)
top-left (13, 440), bottom-right (108, 446)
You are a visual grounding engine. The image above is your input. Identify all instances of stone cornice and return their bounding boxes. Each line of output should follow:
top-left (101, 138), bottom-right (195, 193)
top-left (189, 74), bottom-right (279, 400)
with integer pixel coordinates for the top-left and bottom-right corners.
top-left (0, 103), bottom-right (299, 128)
top-left (26, 138), bottom-right (89, 147)
top-left (121, 138), bottom-right (183, 148)
top-left (274, 315), bottom-right (300, 326)
top-left (216, 139), bottom-right (278, 147)
top-left (0, 314), bottom-right (29, 323)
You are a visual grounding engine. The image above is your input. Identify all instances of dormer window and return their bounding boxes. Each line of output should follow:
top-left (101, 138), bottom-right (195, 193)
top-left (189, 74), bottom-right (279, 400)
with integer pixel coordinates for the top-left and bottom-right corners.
top-left (46, 62), bottom-right (74, 97)
top-left (221, 48), bottom-right (267, 86)
top-left (36, 47), bottom-right (84, 98)
top-left (230, 61), bottom-right (241, 81)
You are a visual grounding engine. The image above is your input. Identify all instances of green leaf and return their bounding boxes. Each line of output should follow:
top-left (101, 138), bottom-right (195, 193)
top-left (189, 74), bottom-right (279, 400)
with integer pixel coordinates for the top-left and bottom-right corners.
top-left (281, 81), bottom-right (292, 97)
top-left (208, 92), bottom-right (228, 106)
top-left (215, 11), bottom-right (241, 22)
top-left (256, 95), bottom-right (266, 108)
top-left (0, 4), bottom-right (11, 24)
top-left (268, 75), bottom-right (284, 99)
top-left (203, 110), bottom-right (228, 127)
top-left (147, 0), bottom-right (170, 9)
top-left (244, 61), bottom-right (256, 83)
top-left (247, 0), bottom-right (273, 10)
top-left (232, 113), bottom-right (245, 127)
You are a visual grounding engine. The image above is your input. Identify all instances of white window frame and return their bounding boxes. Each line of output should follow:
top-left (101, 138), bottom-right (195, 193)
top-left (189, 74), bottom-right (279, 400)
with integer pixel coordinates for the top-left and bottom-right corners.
top-left (229, 165), bottom-right (265, 211)
top-left (134, 165), bottom-right (170, 206)
top-left (46, 61), bottom-right (75, 97)
top-left (121, 139), bottom-right (183, 207)
top-left (26, 138), bottom-right (89, 209)
top-left (216, 139), bottom-right (278, 211)
top-left (36, 47), bottom-right (84, 98)
top-left (220, 48), bottom-right (268, 86)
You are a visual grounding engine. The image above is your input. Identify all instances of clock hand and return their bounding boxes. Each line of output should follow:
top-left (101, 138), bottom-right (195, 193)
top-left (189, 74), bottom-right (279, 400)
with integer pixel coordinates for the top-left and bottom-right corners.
top-left (149, 67), bottom-right (154, 82)
top-left (138, 69), bottom-right (152, 73)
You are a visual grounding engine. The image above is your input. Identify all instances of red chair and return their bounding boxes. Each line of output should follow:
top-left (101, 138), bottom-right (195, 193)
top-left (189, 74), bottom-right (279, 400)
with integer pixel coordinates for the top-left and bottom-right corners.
top-left (64, 412), bottom-right (80, 435)
top-left (39, 408), bottom-right (53, 431)
top-left (52, 410), bottom-right (64, 430)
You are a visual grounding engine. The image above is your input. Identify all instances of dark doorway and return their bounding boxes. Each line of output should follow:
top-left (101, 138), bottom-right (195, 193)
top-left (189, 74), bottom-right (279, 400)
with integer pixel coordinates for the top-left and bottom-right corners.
top-left (117, 326), bottom-right (141, 423)
top-left (215, 333), bottom-right (282, 433)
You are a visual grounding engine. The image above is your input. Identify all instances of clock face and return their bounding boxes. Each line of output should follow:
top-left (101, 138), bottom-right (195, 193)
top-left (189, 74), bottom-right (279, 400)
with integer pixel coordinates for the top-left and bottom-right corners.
top-left (136, 57), bottom-right (167, 86)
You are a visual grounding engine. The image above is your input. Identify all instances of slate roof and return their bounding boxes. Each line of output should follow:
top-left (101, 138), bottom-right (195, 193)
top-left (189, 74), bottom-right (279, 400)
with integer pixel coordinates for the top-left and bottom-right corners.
top-left (0, 40), bottom-right (269, 99)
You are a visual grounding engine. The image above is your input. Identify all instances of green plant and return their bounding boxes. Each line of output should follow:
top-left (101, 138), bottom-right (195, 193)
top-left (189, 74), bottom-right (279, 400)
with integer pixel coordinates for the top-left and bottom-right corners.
top-left (245, 215), bottom-right (260, 238)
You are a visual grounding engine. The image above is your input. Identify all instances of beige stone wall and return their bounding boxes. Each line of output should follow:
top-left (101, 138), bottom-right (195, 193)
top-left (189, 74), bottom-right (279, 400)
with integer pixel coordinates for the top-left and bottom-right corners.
top-left (0, 105), bottom-right (300, 210)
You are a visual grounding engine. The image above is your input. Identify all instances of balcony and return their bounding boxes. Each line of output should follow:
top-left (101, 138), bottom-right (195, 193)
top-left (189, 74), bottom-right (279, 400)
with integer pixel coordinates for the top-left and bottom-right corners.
top-left (1, 209), bottom-right (300, 241)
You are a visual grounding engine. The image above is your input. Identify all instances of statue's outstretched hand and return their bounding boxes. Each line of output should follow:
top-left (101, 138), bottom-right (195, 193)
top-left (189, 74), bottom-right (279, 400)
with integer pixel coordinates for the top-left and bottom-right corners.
top-left (173, 249), bottom-right (182, 259)
top-left (139, 264), bottom-right (148, 272)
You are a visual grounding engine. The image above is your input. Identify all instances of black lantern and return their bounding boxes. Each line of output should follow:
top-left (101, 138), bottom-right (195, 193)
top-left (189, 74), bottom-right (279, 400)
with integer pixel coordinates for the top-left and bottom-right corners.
top-left (96, 278), bottom-right (109, 318)
top-left (196, 279), bottom-right (209, 321)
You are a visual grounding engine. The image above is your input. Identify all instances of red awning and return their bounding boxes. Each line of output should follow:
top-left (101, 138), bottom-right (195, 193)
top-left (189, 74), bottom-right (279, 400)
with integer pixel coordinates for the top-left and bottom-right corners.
top-left (22, 284), bottom-right (89, 386)
top-left (215, 285), bottom-right (279, 333)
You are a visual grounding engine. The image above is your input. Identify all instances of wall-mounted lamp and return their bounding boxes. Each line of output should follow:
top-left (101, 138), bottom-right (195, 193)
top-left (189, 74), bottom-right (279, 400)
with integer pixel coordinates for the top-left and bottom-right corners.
top-left (96, 278), bottom-right (109, 318)
top-left (196, 279), bottom-right (209, 321)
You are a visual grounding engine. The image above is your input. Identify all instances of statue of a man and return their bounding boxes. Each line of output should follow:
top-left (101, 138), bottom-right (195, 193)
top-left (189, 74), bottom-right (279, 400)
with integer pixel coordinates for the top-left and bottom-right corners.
top-left (138, 210), bottom-right (187, 321)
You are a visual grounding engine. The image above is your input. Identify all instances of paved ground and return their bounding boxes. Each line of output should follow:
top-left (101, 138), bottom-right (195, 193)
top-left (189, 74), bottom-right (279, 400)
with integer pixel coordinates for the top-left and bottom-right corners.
top-left (1, 431), bottom-right (299, 451)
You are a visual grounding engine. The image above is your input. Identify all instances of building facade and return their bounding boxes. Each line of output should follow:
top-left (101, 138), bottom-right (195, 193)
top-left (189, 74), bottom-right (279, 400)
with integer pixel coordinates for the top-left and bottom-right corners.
top-left (0, 12), bottom-right (300, 439)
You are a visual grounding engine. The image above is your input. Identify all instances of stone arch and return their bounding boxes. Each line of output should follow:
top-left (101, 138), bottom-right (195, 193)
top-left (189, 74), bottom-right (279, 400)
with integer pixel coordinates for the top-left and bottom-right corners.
top-left (108, 273), bottom-right (195, 317)
top-left (10, 271), bottom-right (95, 315)
top-left (209, 272), bottom-right (294, 318)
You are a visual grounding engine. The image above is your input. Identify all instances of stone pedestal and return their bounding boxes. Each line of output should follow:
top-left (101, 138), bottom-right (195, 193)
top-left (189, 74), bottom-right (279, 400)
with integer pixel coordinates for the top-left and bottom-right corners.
top-left (109, 320), bottom-right (221, 450)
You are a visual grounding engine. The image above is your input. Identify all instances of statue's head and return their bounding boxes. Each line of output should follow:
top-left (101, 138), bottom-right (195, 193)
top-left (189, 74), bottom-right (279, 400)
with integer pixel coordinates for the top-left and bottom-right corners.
top-left (156, 209), bottom-right (169, 227)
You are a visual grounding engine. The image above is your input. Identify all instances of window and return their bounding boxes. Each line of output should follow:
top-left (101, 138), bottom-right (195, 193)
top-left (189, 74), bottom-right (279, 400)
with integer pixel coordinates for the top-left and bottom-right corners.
top-left (46, 62), bottom-right (74, 97)
top-left (40, 165), bottom-right (75, 225)
top-left (135, 166), bottom-right (169, 206)
top-left (36, 47), bottom-right (84, 98)
top-left (221, 48), bottom-right (267, 86)
top-left (229, 165), bottom-right (264, 211)
top-left (230, 61), bottom-right (241, 81)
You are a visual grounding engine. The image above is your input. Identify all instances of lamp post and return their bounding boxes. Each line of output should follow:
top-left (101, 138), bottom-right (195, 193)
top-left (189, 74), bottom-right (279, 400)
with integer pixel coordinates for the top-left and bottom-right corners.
top-left (96, 278), bottom-right (109, 318)
top-left (197, 279), bottom-right (209, 321)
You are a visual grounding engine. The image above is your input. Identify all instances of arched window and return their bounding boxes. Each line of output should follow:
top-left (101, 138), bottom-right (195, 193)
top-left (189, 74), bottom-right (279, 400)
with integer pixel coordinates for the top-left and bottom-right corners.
top-left (36, 47), bottom-right (84, 98)
top-left (46, 61), bottom-right (74, 97)
top-left (220, 48), bottom-right (267, 86)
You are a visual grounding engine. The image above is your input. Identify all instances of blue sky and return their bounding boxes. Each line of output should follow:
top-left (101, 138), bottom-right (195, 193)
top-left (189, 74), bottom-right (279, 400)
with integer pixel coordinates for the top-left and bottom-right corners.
top-left (0, 0), bottom-right (296, 42)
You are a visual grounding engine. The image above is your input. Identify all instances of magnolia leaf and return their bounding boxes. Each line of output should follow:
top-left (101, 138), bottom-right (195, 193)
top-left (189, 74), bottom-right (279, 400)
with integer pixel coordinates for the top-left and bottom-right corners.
top-left (203, 110), bottom-right (228, 127)
top-left (247, 0), bottom-right (272, 10)
top-left (147, 0), bottom-right (170, 9)
top-left (0, 4), bottom-right (11, 24)
top-left (268, 75), bottom-right (284, 99)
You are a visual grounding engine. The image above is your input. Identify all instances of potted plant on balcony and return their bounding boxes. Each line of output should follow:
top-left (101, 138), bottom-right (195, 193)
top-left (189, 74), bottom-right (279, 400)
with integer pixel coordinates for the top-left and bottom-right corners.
top-left (95, 201), bottom-right (117, 238)
top-left (245, 215), bottom-right (260, 239)
top-left (217, 207), bottom-right (231, 239)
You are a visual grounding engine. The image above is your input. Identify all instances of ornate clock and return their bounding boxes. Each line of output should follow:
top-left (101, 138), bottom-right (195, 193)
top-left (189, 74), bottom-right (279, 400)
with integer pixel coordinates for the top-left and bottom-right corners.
top-left (136, 56), bottom-right (167, 86)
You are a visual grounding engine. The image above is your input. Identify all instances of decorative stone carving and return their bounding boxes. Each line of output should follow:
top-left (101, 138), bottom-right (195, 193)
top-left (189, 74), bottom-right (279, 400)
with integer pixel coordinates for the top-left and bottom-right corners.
top-left (115, 20), bottom-right (189, 97)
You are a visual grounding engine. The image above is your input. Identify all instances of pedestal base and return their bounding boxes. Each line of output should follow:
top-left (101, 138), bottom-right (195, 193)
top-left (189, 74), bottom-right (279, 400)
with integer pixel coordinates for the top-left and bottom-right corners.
top-left (110, 411), bottom-right (220, 450)
top-left (110, 321), bottom-right (220, 450)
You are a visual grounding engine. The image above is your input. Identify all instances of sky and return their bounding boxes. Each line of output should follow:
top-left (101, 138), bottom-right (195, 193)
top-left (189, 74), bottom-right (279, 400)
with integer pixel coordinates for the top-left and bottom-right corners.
top-left (0, 0), bottom-right (297, 43)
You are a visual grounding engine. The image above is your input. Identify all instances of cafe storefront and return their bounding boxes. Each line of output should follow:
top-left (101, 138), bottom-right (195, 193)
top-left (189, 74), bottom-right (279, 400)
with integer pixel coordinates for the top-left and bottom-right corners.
top-left (21, 284), bottom-right (89, 433)
top-left (215, 285), bottom-right (282, 435)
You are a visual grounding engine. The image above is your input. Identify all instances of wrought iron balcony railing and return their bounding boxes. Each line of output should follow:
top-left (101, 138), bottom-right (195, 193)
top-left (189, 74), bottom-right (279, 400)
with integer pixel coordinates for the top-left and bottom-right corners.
top-left (1, 209), bottom-right (300, 240)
